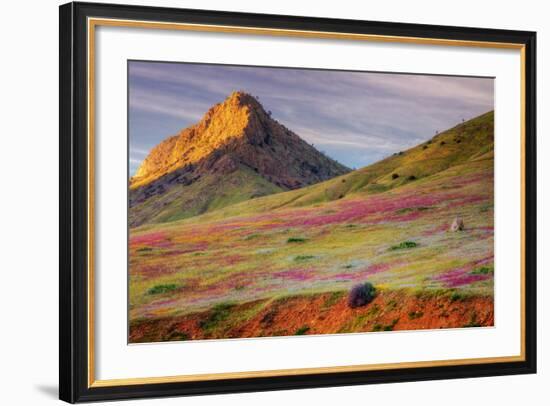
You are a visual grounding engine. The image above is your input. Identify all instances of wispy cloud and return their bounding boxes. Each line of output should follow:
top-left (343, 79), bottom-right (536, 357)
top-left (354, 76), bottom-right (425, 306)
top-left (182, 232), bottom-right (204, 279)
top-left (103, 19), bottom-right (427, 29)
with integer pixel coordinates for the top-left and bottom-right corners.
top-left (129, 87), bottom-right (207, 121)
top-left (130, 147), bottom-right (151, 156)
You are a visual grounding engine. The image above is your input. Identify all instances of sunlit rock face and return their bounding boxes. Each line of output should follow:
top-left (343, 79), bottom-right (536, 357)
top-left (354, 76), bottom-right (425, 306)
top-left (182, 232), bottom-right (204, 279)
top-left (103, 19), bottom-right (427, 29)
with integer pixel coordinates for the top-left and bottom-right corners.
top-left (131, 91), bottom-right (349, 190)
top-left (129, 91), bottom-right (350, 226)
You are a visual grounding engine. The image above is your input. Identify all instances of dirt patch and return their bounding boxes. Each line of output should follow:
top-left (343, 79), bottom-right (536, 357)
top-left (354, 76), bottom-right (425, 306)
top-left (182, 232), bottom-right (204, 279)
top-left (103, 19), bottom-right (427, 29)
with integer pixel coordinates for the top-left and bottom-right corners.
top-left (129, 290), bottom-right (493, 343)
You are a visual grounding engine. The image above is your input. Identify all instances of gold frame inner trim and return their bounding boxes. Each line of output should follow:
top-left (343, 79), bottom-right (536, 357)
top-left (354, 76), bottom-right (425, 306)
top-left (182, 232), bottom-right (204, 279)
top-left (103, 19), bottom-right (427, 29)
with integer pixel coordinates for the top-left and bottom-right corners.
top-left (87, 17), bottom-right (527, 388)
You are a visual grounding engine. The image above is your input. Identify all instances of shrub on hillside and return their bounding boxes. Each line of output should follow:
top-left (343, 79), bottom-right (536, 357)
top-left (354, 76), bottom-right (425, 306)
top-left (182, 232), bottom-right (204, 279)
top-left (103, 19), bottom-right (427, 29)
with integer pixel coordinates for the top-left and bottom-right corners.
top-left (287, 237), bottom-right (307, 243)
top-left (391, 173), bottom-right (399, 179)
top-left (390, 241), bottom-right (418, 250)
top-left (294, 326), bottom-right (310, 335)
top-left (294, 255), bottom-right (315, 261)
top-left (199, 302), bottom-right (235, 331)
top-left (147, 284), bottom-right (178, 295)
top-left (347, 282), bottom-right (376, 309)
top-left (471, 266), bottom-right (493, 275)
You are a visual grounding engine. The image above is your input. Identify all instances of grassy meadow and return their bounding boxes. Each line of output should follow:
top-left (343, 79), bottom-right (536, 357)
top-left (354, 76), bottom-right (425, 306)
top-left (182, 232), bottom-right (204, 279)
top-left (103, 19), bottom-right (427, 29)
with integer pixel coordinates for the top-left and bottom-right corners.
top-left (129, 112), bottom-right (494, 342)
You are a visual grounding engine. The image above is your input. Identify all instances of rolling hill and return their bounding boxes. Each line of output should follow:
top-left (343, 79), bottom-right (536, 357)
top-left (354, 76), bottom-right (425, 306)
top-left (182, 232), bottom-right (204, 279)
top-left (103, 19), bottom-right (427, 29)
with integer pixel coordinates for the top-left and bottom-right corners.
top-left (171, 110), bottom-right (494, 223)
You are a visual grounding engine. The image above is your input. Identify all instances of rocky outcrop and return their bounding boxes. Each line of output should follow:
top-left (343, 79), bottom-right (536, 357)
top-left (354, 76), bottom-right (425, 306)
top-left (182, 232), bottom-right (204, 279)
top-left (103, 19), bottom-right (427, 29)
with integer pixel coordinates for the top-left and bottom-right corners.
top-left (131, 91), bottom-right (349, 191)
top-left (129, 91), bottom-right (350, 225)
top-left (450, 217), bottom-right (464, 232)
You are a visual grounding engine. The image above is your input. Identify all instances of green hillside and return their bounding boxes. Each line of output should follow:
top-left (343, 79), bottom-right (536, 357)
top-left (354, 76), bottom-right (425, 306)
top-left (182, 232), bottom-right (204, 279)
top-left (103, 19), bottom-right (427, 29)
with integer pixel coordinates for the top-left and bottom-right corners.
top-left (165, 111), bottom-right (494, 225)
top-left (129, 165), bottom-right (283, 226)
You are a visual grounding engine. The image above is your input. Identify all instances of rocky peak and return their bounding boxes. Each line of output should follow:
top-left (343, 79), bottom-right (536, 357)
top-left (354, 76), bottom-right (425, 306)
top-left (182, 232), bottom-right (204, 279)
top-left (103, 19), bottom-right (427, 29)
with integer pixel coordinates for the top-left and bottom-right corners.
top-left (130, 91), bottom-right (349, 190)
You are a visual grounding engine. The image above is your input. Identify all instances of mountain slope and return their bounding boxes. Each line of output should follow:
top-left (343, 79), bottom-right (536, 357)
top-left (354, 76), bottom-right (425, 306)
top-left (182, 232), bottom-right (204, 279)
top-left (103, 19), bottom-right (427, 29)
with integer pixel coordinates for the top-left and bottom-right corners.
top-left (169, 110), bottom-right (494, 224)
top-left (129, 91), bottom-right (349, 226)
top-left (129, 165), bottom-right (283, 226)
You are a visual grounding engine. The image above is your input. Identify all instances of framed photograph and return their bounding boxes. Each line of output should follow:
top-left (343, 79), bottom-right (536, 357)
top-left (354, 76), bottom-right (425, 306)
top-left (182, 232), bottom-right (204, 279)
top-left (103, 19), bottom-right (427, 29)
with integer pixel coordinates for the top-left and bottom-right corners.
top-left (59, 1), bottom-right (536, 403)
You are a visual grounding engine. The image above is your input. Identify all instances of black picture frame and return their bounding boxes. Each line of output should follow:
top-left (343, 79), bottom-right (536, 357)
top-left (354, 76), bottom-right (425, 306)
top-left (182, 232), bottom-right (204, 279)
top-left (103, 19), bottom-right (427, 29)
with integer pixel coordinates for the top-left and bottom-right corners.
top-left (59, 1), bottom-right (537, 403)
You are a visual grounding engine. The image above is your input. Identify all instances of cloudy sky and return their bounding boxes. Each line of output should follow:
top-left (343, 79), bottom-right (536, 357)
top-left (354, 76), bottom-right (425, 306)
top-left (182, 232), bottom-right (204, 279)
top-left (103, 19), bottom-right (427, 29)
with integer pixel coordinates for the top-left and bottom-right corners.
top-left (129, 61), bottom-right (494, 175)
